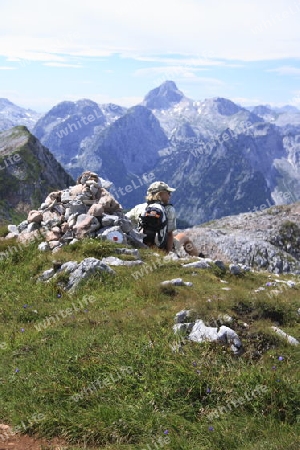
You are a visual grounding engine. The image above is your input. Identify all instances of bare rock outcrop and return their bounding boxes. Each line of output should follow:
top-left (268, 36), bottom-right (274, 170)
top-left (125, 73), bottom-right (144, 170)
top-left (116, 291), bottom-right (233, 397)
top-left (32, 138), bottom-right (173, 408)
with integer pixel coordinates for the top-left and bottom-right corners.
top-left (185, 202), bottom-right (300, 274)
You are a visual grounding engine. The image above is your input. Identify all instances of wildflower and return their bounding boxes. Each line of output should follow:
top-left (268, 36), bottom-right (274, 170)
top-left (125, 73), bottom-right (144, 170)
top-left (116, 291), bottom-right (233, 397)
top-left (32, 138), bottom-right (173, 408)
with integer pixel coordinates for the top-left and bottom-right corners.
top-left (15, 368), bottom-right (20, 373)
top-left (208, 426), bottom-right (214, 431)
top-left (272, 366), bottom-right (276, 370)
top-left (20, 328), bottom-right (25, 332)
top-left (206, 388), bottom-right (211, 393)
top-left (57, 294), bottom-right (61, 298)
top-left (163, 430), bottom-right (169, 434)
top-left (192, 361), bottom-right (197, 367)
top-left (278, 356), bottom-right (284, 361)
top-left (23, 304), bottom-right (28, 308)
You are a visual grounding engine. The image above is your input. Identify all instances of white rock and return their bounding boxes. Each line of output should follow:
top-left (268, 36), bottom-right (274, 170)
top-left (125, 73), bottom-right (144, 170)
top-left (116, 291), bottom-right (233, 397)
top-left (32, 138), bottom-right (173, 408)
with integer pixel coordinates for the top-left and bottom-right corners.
top-left (189, 320), bottom-right (219, 342)
top-left (7, 225), bottom-right (19, 234)
top-left (271, 326), bottom-right (299, 345)
top-left (188, 320), bottom-right (243, 354)
top-left (173, 323), bottom-right (194, 333)
top-left (101, 256), bottom-right (143, 266)
top-left (182, 260), bottom-right (210, 269)
top-left (39, 268), bottom-right (55, 281)
top-left (161, 278), bottom-right (193, 287)
top-left (38, 242), bottom-right (50, 252)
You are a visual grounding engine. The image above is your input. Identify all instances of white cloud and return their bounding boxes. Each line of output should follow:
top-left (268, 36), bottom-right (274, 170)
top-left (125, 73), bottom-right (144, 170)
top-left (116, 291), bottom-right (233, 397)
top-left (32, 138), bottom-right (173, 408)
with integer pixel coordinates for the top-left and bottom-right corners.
top-left (0, 66), bottom-right (15, 70)
top-left (131, 55), bottom-right (222, 66)
top-left (134, 66), bottom-right (208, 78)
top-left (1, 0), bottom-right (300, 63)
top-left (268, 66), bottom-right (300, 75)
top-left (43, 62), bottom-right (83, 68)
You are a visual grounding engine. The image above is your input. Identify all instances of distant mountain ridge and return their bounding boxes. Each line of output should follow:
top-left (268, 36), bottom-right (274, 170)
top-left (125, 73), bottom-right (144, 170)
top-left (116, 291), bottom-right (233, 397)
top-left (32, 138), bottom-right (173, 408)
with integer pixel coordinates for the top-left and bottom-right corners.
top-left (0, 98), bottom-right (41, 132)
top-left (1, 83), bottom-right (300, 226)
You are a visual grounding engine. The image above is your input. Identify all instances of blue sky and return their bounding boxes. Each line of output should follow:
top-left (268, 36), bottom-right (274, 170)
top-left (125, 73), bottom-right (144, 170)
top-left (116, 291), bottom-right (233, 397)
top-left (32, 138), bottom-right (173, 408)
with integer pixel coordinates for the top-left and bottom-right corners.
top-left (1, 0), bottom-right (300, 112)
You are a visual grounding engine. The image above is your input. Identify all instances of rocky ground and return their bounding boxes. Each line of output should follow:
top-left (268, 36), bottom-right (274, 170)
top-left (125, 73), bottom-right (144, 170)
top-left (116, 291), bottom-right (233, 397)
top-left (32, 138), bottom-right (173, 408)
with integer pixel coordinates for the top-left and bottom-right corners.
top-left (185, 202), bottom-right (300, 274)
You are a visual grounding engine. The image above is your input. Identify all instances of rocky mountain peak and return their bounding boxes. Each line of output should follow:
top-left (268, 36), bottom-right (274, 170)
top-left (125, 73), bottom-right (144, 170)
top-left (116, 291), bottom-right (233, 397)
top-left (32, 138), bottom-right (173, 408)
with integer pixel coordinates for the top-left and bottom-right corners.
top-left (202, 97), bottom-right (245, 116)
top-left (252, 105), bottom-right (274, 116)
top-left (142, 80), bottom-right (185, 110)
top-left (0, 99), bottom-right (40, 132)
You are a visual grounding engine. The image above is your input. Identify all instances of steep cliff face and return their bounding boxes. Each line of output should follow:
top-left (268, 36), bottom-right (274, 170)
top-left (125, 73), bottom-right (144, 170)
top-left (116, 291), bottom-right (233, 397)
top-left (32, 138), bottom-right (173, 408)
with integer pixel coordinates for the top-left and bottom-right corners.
top-left (151, 135), bottom-right (274, 227)
top-left (33, 99), bottom-right (108, 166)
top-left (84, 105), bottom-right (168, 175)
top-left (0, 126), bottom-right (74, 223)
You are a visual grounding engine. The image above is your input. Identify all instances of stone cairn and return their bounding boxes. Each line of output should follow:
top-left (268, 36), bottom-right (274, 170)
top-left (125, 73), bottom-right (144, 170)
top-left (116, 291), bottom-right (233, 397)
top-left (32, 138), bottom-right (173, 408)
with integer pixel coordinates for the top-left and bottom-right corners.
top-left (7, 171), bottom-right (146, 252)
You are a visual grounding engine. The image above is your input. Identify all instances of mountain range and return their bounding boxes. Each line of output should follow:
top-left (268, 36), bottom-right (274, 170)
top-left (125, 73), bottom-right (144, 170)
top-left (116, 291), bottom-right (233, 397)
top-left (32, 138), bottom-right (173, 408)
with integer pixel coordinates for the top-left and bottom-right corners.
top-left (1, 81), bottom-right (300, 226)
top-left (0, 98), bottom-right (41, 132)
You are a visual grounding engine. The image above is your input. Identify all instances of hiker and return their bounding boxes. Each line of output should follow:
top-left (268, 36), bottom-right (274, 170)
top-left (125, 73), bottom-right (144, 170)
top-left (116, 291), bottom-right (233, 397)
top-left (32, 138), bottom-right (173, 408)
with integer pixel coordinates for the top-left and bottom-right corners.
top-left (126, 181), bottom-right (204, 257)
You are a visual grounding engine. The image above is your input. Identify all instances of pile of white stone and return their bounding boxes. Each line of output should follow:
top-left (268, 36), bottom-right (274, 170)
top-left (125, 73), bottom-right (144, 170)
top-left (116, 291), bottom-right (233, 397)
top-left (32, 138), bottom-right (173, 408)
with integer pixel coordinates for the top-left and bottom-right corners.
top-left (6, 171), bottom-right (146, 252)
top-left (173, 309), bottom-right (244, 355)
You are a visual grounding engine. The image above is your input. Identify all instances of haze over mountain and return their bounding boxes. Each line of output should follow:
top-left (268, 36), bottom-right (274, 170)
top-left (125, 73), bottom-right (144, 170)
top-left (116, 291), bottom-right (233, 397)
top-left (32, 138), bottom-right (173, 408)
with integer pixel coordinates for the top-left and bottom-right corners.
top-left (1, 81), bottom-right (300, 226)
top-left (0, 98), bottom-right (41, 132)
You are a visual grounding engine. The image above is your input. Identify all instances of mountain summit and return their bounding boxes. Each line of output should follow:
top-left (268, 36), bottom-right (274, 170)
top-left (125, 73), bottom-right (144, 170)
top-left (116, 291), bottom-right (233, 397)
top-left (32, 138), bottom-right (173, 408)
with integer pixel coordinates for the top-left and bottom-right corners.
top-left (142, 80), bottom-right (185, 110)
top-left (0, 98), bottom-right (41, 132)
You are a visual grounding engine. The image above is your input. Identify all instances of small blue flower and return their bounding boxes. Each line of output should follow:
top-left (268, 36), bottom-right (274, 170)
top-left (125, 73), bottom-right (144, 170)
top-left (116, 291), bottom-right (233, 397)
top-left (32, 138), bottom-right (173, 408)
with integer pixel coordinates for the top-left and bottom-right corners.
top-left (192, 361), bottom-right (197, 367)
top-left (206, 388), bottom-right (211, 393)
top-left (163, 430), bottom-right (169, 434)
top-left (208, 426), bottom-right (214, 431)
top-left (57, 294), bottom-right (61, 298)
top-left (20, 328), bottom-right (25, 332)
top-left (15, 368), bottom-right (20, 373)
top-left (278, 356), bottom-right (284, 361)
top-left (272, 366), bottom-right (276, 370)
top-left (23, 304), bottom-right (28, 308)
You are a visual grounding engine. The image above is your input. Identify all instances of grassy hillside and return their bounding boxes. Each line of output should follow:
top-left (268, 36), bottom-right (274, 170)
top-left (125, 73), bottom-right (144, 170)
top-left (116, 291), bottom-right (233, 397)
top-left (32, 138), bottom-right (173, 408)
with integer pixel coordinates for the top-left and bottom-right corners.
top-left (0, 126), bottom-right (74, 225)
top-left (0, 234), bottom-right (299, 450)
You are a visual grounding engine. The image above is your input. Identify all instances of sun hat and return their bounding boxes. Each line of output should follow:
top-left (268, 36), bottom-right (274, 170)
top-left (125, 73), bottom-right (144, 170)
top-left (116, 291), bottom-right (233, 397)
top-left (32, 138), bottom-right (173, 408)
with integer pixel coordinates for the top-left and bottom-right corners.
top-left (147, 181), bottom-right (176, 194)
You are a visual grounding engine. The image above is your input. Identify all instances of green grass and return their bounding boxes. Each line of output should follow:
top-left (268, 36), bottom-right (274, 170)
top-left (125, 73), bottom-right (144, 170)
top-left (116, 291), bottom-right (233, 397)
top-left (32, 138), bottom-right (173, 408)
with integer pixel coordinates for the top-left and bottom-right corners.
top-left (0, 238), bottom-right (299, 449)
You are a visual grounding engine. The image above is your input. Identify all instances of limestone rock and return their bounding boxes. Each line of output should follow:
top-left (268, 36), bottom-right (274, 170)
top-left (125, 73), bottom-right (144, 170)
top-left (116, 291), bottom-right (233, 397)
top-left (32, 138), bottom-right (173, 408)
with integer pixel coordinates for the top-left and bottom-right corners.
top-left (271, 326), bottom-right (299, 345)
top-left (28, 210), bottom-right (43, 224)
top-left (182, 260), bottom-right (211, 269)
top-left (161, 278), bottom-right (193, 287)
top-left (73, 214), bottom-right (101, 238)
top-left (66, 257), bottom-right (115, 291)
top-left (101, 256), bottom-right (143, 266)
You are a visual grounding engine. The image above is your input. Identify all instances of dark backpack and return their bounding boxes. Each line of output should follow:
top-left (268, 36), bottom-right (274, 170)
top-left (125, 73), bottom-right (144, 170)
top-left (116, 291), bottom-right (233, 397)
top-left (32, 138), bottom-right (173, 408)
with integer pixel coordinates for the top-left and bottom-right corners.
top-left (138, 203), bottom-right (168, 249)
